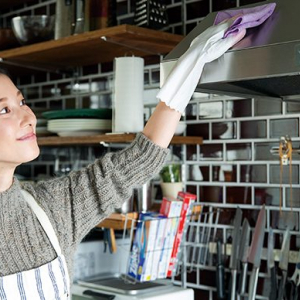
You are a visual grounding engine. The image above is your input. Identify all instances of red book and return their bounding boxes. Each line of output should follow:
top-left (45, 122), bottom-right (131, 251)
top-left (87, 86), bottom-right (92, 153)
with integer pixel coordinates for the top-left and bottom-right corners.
top-left (167, 191), bottom-right (197, 277)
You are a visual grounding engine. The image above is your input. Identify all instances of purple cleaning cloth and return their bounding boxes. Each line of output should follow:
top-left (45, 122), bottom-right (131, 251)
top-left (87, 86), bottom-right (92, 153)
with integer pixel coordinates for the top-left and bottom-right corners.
top-left (214, 3), bottom-right (276, 38)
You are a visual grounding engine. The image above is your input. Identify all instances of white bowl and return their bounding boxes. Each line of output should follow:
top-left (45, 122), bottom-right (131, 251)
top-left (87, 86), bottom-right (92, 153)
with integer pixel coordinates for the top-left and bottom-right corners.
top-left (175, 121), bottom-right (187, 135)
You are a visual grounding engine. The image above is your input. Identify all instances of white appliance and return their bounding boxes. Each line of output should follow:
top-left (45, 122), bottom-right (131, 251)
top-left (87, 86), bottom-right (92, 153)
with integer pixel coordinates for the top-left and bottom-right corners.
top-left (71, 275), bottom-right (194, 300)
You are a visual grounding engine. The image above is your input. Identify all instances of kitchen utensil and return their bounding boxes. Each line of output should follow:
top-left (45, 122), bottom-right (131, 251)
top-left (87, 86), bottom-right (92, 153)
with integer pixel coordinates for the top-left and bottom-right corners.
top-left (268, 227), bottom-right (278, 300)
top-left (11, 15), bottom-right (55, 45)
top-left (55, 0), bottom-right (75, 39)
top-left (237, 218), bottom-right (250, 299)
top-left (228, 207), bottom-right (242, 300)
top-left (287, 250), bottom-right (300, 300)
top-left (216, 239), bottom-right (225, 300)
top-left (277, 227), bottom-right (290, 300)
top-left (247, 205), bottom-right (266, 300)
top-left (134, 0), bottom-right (168, 29)
top-left (135, 181), bottom-right (152, 212)
top-left (74, 0), bottom-right (85, 34)
top-left (77, 272), bottom-right (170, 295)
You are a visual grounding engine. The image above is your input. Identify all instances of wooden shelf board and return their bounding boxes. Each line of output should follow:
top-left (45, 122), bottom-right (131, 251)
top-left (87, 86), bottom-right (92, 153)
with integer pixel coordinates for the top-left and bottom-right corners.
top-left (96, 212), bottom-right (138, 230)
top-left (0, 24), bottom-right (183, 72)
top-left (37, 133), bottom-right (203, 146)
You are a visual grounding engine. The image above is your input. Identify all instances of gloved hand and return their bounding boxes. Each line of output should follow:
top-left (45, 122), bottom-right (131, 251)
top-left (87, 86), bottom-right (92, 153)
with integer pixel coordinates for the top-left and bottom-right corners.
top-left (156, 18), bottom-right (246, 113)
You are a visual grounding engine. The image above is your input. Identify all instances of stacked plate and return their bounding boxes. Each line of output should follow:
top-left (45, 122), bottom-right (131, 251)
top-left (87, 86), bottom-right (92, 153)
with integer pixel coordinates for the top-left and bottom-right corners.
top-left (47, 118), bottom-right (112, 137)
top-left (42, 108), bottom-right (112, 137)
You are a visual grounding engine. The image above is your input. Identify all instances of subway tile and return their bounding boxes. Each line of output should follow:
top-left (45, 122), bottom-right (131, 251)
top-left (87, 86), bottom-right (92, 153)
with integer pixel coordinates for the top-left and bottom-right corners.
top-left (226, 143), bottom-right (251, 161)
top-left (254, 98), bottom-right (282, 116)
top-left (229, 99), bottom-right (251, 117)
top-left (269, 165), bottom-right (299, 184)
top-left (240, 120), bottom-right (267, 139)
top-left (213, 121), bottom-right (236, 139)
top-left (270, 118), bottom-right (299, 138)
top-left (241, 164), bottom-right (267, 183)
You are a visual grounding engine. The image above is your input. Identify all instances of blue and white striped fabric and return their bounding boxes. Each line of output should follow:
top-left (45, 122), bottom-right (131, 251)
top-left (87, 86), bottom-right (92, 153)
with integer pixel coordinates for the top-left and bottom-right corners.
top-left (0, 190), bottom-right (71, 299)
top-left (0, 255), bottom-right (70, 299)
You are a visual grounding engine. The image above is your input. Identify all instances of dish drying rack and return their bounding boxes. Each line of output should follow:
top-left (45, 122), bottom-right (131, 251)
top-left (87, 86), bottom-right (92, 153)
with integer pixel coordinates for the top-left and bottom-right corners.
top-left (118, 203), bottom-right (300, 299)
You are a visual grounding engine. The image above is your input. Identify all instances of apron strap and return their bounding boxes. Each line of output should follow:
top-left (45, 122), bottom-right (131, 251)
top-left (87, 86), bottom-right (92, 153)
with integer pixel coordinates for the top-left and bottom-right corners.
top-left (21, 190), bottom-right (62, 256)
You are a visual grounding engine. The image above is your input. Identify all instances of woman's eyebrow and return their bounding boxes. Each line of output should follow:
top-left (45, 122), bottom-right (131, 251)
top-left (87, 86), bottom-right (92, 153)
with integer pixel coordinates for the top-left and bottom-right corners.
top-left (0, 90), bottom-right (22, 102)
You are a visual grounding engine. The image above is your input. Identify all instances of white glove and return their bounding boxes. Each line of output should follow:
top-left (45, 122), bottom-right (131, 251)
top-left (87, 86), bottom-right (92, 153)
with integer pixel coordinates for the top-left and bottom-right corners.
top-left (157, 18), bottom-right (246, 113)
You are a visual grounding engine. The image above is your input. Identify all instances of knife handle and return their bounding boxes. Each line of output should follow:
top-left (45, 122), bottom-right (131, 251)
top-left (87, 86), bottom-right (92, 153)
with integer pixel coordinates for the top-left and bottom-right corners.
top-left (248, 267), bottom-right (259, 300)
top-left (238, 262), bottom-right (248, 296)
top-left (269, 266), bottom-right (278, 299)
top-left (216, 240), bottom-right (225, 300)
top-left (216, 263), bottom-right (225, 299)
top-left (277, 271), bottom-right (287, 300)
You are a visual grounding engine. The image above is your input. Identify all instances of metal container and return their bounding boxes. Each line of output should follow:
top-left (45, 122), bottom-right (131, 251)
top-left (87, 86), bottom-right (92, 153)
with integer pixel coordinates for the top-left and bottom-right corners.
top-left (115, 194), bottom-right (134, 214)
top-left (135, 181), bottom-right (152, 212)
top-left (12, 15), bottom-right (55, 45)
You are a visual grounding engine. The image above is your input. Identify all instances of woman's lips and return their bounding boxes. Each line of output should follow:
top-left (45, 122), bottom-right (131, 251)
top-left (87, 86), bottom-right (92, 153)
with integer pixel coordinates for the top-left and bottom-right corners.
top-left (17, 132), bottom-right (36, 141)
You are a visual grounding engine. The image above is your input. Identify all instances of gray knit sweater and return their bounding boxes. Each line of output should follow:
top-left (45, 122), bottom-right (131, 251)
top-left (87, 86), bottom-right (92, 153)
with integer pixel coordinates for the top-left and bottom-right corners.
top-left (0, 133), bottom-right (168, 281)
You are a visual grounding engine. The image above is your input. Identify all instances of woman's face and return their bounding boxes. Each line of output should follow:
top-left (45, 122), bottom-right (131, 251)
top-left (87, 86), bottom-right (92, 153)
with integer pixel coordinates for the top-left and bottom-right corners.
top-left (0, 74), bottom-right (39, 169)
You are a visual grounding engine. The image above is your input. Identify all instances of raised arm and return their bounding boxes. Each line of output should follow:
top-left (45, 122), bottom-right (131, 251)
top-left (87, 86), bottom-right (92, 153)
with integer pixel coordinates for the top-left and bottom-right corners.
top-left (142, 101), bottom-right (181, 149)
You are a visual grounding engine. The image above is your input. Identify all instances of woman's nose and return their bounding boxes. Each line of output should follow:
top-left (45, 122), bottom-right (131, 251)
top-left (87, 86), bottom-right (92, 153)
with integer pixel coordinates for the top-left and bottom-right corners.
top-left (19, 108), bottom-right (37, 128)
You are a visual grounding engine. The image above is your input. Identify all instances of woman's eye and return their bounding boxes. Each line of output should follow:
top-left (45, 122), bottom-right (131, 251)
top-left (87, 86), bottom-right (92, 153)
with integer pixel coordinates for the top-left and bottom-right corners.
top-left (20, 99), bottom-right (26, 106)
top-left (0, 107), bottom-right (9, 114)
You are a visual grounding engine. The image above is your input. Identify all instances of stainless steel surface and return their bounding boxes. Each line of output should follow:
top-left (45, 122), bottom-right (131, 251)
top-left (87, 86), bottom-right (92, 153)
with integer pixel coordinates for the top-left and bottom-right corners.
top-left (228, 207), bottom-right (242, 300)
top-left (277, 228), bottom-right (290, 299)
top-left (11, 15), bottom-right (55, 45)
top-left (135, 181), bottom-right (152, 212)
top-left (268, 227), bottom-right (275, 269)
top-left (77, 273), bottom-right (171, 296)
top-left (239, 219), bottom-right (250, 264)
top-left (237, 219), bottom-right (250, 297)
top-left (248, 205), bottom-right (266, 267)
top-left (247, 205), bottom-right (266, 300)
top-left (229, 207), bottom-right (242, 270)
top-left (279, 228), bottom-right (290, 271)
top-left (161, 0), bottom-right (300, 99)
top-left (248, 267), bottom-right (260, 300)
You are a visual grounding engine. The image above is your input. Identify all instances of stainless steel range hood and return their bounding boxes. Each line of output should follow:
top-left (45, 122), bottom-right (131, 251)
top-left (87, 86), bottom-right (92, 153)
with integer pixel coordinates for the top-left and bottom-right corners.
top-left (161, 0), bottom-right (300, 100)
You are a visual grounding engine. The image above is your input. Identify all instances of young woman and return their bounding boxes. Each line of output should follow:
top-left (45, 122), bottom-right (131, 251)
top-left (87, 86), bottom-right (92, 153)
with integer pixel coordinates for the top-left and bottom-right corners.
top-left (0, 17), bottom-right (245, 299)
top-left (0, 70), bottom-right (181, 299)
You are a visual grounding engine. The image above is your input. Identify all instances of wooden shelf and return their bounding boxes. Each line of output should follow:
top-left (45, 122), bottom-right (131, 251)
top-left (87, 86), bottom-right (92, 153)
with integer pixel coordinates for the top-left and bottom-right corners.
top-left (37, 133), bottom-right (203, 146)
top-left (0, 24), bottom-right (183, 73)
top-left (96, 212), bottom-right (138, 230)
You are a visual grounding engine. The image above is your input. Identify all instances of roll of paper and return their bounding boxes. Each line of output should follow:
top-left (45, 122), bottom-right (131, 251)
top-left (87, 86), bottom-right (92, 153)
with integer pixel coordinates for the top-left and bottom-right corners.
top-left (113, 56), bottom-right (144, 133)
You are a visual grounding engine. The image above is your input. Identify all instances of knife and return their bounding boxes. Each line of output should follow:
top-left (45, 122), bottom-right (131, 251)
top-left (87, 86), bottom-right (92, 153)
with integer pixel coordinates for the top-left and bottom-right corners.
top-left (237, 219), bottom-right (251, 299)
top-left (268, 227), bottom-right (278, 300)
top-left (216, 239), bottom-right (225, 300)
top-left (247, 205), bottom-right (266, 300)
top-left (228, 207), bottom-right (242, 300)
top-left (277, 227), bottom-right (290, 300)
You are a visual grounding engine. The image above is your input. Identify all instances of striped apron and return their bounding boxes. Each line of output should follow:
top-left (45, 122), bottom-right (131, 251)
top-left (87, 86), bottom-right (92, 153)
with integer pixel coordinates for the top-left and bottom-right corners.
top-left (0, 190), bottom-right (71, 300)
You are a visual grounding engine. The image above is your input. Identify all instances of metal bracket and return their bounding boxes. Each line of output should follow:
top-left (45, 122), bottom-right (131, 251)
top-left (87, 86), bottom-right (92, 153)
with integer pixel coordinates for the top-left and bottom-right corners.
top-left (270, 135), bottom-right (300, 165)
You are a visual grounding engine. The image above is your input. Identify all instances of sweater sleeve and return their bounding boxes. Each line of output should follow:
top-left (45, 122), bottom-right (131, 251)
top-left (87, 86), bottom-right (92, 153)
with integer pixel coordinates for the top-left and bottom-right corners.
top-left (23, 133), bottom-right (169, 247)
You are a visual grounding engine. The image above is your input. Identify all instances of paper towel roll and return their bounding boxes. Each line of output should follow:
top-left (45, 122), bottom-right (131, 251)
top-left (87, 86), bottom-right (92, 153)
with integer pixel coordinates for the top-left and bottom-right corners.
top-left (113, 56), bottom-right (144, 133)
